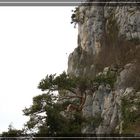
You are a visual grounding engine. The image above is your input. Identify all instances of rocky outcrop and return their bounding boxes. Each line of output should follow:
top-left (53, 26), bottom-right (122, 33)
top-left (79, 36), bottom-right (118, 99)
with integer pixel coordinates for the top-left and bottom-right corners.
top-left (81, 65), bottom-right (140, 134)
top-left (68, 0), bottom-right (140, 134)
top-left (68, 1), bottom-right (140, 76)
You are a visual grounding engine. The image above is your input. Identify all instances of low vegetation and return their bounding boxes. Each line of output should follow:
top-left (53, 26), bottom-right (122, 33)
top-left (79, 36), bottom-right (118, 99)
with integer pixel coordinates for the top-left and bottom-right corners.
top-left (94, 70), bottom-right (117, 89)
top-left (121, 96), bottom-right (140, 133)
top-left (71, 7), bottom-right (80, 28)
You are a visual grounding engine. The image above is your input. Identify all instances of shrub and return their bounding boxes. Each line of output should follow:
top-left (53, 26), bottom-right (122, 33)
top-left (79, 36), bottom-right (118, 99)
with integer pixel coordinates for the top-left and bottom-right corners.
top-left (71, 7), bottom-right (80, 28)
top-left (121, 97), bottom-right (140, 133)
top-left (94, 70), bottom-right (117, 89)
top-left (82, 113), bottom-right (102, 129)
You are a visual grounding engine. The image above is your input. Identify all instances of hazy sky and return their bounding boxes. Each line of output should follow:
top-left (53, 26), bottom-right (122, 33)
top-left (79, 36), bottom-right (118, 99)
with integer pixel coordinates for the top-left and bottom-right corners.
top-left (0, 7), bottom-right (77, 133)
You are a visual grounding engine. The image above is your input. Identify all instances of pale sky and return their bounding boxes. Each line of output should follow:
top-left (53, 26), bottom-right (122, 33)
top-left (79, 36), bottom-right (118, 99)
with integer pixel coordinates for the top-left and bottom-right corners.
top-left (0, 7), bottom-right (77, 133)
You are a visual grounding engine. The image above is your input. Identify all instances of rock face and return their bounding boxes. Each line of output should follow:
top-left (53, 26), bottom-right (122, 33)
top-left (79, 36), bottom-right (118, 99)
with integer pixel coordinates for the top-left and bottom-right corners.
top-left (68, 0), bottom-right (140, 134)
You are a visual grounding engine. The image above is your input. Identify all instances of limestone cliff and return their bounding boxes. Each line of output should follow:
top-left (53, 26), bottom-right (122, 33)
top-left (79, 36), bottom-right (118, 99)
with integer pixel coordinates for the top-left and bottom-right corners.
top-left (68, 1), bottom-right (140, 134)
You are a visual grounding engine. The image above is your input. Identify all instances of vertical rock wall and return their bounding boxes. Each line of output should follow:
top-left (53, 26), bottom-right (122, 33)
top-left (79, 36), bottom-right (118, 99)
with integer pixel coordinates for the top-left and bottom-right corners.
top-left (67, 0), bottom-right (140, 134)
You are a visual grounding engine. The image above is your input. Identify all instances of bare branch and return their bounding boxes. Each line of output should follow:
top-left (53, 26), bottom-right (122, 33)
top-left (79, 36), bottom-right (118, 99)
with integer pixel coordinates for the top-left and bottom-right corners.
top-left (58, 95), bottom-right (83, 101)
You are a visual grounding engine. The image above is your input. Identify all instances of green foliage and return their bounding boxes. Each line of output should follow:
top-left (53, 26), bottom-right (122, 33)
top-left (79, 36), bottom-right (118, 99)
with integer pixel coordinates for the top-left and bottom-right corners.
top-left (23, 93), bottom-right (57, 116)
top-left (1, 124), bottom-right (24, 137)
top-left (94, 71), bottom-right (116, 88)
top-left (23, 71), bottom-right (92, 135)
top-left (23, 93), bottom-right (66, 134)
top-left (121, 97), bottom-right (140, 133)
top-left (23, 93), bottom-right (84, 135)
top-left (38, 71), bottom-right (94, 94)
top-left (38, 72), bottom-right (78, 92)
top-left (83, 113), bottom-right (102, 128)
top-left (71, 7), bottom-right (79, 28)
top-left (38, 74), bottom-right (56, 91)
top-left (66, 112), bottom-right (85, 133)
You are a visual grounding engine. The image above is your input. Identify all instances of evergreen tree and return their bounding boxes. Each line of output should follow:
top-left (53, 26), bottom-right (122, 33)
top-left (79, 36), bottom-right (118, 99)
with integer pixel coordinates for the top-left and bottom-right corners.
top-left (23, 72), bottom-right (91, 135)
